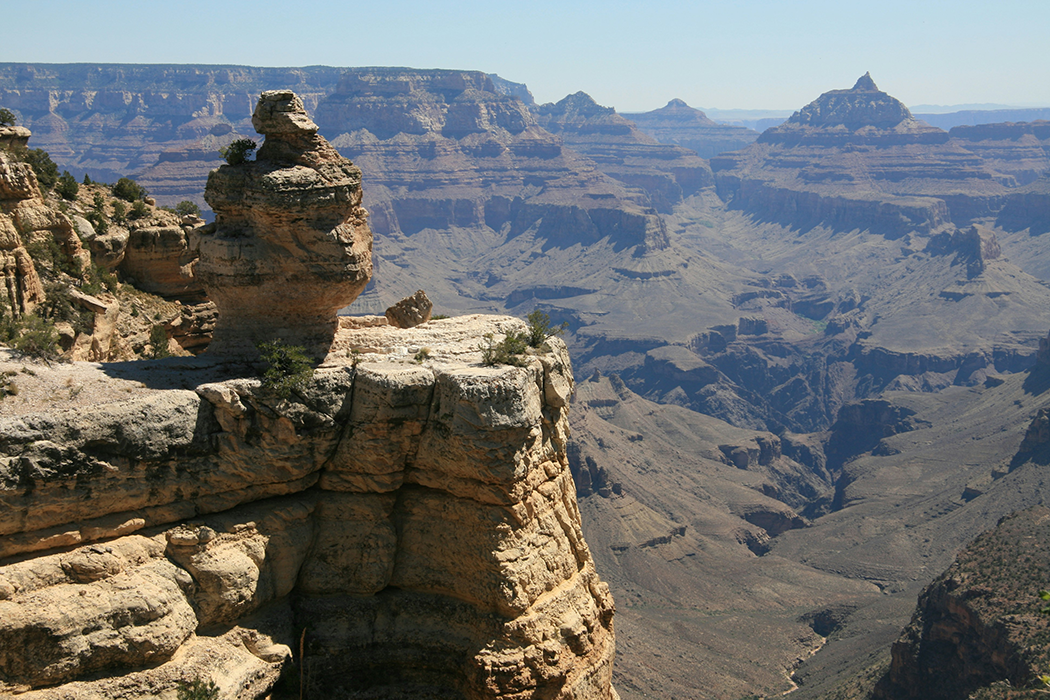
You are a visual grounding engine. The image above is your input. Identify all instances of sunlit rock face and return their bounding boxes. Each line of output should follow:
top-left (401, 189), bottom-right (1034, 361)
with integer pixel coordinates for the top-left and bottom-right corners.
top-left (200, 90), bottom-right (373, 358)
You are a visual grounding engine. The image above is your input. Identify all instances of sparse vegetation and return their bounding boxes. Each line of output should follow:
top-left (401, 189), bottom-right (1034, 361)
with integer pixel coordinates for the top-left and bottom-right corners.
top-left (480, 331), bottom-right (528, 367)
top-left (219, 138), bottom-right (257, 166)
top-left (413, 347), bottom-right (431, 363)
top-left (431, 314), bottom-right (450, 320)
top-left (0, 107), bottom-right (16, 126)
top-left (55, 171), bottom-right (79, 200)
top-left (112, 176), bottom-right (148, 203)
top-left (258, 339), bottom-right (314, 398)
top-left (2, 313), bottom-right (62, 363)
top-left (176, 678), bottom-right (220, 700)
top-left (524, 309), bottom-right (568, 349)
top-left (175, 200), bottom-right (201, 217)
top-left (111, 200), bottom-right (127, 224)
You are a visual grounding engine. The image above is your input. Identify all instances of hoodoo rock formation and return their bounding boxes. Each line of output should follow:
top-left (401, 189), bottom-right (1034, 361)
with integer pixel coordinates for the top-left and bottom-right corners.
top-left (199, 90), bottom-right (373, 357)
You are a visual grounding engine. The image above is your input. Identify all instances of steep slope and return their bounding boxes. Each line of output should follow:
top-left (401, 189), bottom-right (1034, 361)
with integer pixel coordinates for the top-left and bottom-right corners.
top-left (872, 506), bottom-right (1050, 700)
top-left (569, 373), bottom-right (873, 699)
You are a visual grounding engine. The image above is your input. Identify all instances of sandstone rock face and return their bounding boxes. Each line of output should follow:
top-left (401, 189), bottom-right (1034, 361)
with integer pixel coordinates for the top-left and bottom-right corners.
top-left (711, 74), bottom-right (1009, 236)
top-left (0, 126), bottom-right (84, 318)
top-left (873, 506), bottom-right (1050, 700)
top-left (623, 98), bottom-right (760, 159)
top-left (199, 90), bottom-right (373, 357)
top-left (385, 288), bottom-right (433, 328)
top-left (120, 223), bottom-right (205, 300)
top-left (0, 315), bottom-right (616, 700)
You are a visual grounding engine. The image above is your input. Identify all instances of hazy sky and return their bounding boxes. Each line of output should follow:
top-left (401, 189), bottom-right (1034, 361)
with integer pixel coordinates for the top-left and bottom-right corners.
top-left (5, 0), bottom-right (1049, 112)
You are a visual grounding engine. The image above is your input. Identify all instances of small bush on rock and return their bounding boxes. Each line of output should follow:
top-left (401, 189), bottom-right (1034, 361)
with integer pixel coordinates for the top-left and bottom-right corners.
top-left (219, 138), bottom-right (257, 166)
top-left (55, 171), bottom-right (79, 200)
top-left (480, 331), bottom-right (528, 367)
top-left (177, 678), bottom-right (219, 700)
top-left (0, 108), bottom-right (16, 126)
top-left (525, 310), bottom-right (568, 349)
top-left (175, 200), bottom-right (201, 217)
top-left (112, 176), bottom-right (147, 202)
top-left (258, 339), bottom-right (314, 398)
top-left (21, 148), bottom-right (59, 190)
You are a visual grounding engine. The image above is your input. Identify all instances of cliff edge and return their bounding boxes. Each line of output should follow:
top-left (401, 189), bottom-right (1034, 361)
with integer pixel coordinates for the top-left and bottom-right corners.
top-left (0, 315), bottom-right (616, 699)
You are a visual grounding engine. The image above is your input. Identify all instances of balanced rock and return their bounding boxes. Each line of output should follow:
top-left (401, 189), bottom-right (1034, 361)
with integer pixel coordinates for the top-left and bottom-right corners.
top-left (384, 288), bottom-right (433, 328)
top-left (199, 90), bottom-right (372, 358)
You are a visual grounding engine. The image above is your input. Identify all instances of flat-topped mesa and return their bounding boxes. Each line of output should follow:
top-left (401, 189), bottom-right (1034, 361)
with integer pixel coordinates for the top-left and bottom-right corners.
top-left (200, 90), bottom-right (372, 358)
top-left (758, 72), bottom-right (948, 146)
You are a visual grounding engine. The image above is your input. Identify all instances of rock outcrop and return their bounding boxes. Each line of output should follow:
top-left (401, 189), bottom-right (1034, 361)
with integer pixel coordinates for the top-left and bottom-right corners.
top-left (0, 315), bottom-right (616, 699)
top-left (711, 73), bottom-right (1010, 236)
top-left (0, 125), bottom-right (84, 318)
top-left (199, 90), bottom-right (373, 357)
top-left (948, 120), bottom-right (1050, 187)
top-left (623, 98), bottom-right (760, 159)
top-left (873, 506), bottom-right (1050, 700)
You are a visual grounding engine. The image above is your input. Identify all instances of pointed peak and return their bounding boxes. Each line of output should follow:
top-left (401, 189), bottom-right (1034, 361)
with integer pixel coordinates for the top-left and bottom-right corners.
top-left (853, 72), bottom-right (878, 92)
top-left (666, 98), bottom-right (690, 108)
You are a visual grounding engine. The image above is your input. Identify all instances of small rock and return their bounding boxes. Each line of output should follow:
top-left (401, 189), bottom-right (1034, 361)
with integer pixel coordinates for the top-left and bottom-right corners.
top-left (385, 289), bottom-right (433, 329)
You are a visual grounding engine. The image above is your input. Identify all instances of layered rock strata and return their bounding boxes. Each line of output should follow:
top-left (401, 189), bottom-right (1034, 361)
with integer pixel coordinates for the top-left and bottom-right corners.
top-left (712, 73), bottom-right (1010, 236)
top-left (200, 90), bottom-right (373, 357)
top-left (0, 316), bottom-right (615, 699)
top-left (313, 69), bottom-right (667, 252)
top-left (622, 98), bottom-right (759, 159)
top-left (533, 92), bottom-right (714, 214)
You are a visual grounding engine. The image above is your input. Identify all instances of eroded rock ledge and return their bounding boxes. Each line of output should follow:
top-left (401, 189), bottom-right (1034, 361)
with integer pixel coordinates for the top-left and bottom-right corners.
top-left (0, 315), bottom-right (615, 700)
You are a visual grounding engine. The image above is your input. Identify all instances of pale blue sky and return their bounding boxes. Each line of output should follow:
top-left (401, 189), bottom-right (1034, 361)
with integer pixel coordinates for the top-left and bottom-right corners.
top-left (4, 0), bottom-right (1048, 112)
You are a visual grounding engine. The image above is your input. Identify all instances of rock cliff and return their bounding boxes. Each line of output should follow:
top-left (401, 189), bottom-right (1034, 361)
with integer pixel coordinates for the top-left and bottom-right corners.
top-left (0, 315), bottom-right (616, 699)
top-left (711, 74), bottom-right (1010, 236)
top-left (533, 92), bottom-right (713, 214)
top-left (200, 90), bottom-right (373, 358)
top-left (313, 69), bottom-right (668, 252)
top-left (872, 506), bottom-right (1050, 700)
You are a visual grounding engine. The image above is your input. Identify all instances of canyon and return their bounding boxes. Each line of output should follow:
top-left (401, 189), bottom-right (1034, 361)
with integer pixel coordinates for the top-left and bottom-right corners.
top-left (3, 64), bottom-right (1050, 699)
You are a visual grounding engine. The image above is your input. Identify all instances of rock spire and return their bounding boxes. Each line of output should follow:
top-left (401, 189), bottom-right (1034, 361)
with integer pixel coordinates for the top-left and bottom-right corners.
top-left (199, 90), bottom-right (373, 358)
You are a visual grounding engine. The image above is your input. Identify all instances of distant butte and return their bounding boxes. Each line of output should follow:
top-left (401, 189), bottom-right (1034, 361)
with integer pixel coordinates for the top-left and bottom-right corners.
top-left (623, 98), bottom-right (760, 158)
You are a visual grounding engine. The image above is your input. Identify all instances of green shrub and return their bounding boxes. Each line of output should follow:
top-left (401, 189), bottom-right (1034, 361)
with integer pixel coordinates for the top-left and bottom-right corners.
top-left (111, 201), bottom-right (127, 224)
top-left (219, 138), bottom-right (257, 166)
top-left (175, 200), bottom-right (201, 217)
top-left (56, 171), bottom-right (79, 200)
top-left (112, 176), bottom-right (147, 202)
top-left (0, 108), bottom-right (16, 126)
top-left (128, 200), bottom-right (149, 220)
top-left (82, 173), bottom-right (92, 185)
top-left (10, 314), bottom-right (61, 362)
top-left (84, 209), bottom-right (108, 235)
top-left (413, 347), bottom-right (431, 363)
top-left (21, 148), bottom-right (59, 190)
top-left (258, 339), bottom-right (314, 398)
top-left (480, 331), bottom-right (528, 367)
top-left (524, 310), bottom-right (568, 349)
top-left (176, 678), bottom-right (219, 700)
top-left (149, 325), bottom-right (171, 359)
